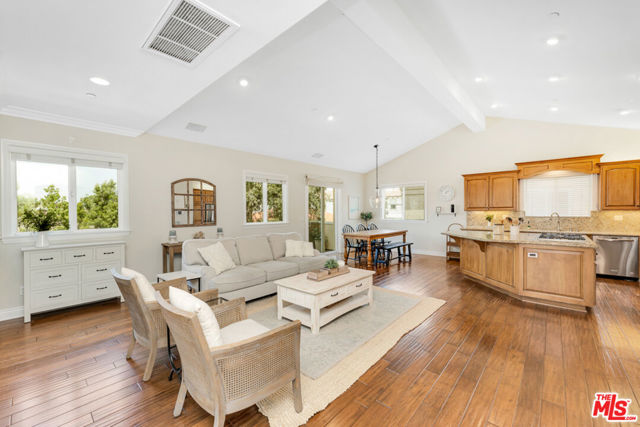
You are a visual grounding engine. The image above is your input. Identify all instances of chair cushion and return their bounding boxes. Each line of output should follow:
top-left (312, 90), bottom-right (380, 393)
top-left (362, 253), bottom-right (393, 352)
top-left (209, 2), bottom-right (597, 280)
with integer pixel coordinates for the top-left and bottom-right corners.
top-left (219, 319), bottom-right (269, 346)
top-left (236, 236), bottom-right (274, 265)
top-left (208, 266), bottom-right (266, 294)
top-left (183, 239), bottom-right (240, 266)
top-left (280, 255), bottom-right (330, 273)
top-left (121, 267), bottom-right (155, 303)
top-left (268, 232), bottom-right (302, 259)
top-left (169, 286), bottom-right (222, 347)
top-left (198, 242), bottom-right (236, 275)
top-left (247, 260), bottom-right (299, 281)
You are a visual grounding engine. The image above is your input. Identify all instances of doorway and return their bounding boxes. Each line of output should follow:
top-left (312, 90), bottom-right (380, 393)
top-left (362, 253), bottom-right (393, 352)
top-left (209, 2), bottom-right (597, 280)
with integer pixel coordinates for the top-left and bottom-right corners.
top-left (307, 185), bottom-right (336, 253)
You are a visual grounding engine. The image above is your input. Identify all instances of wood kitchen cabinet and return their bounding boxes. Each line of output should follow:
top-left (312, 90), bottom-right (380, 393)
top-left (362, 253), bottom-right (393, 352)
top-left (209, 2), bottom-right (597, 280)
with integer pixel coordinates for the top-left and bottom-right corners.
top-left (599, 160), bottom-right (640, 210)
top-left (463, 171), bottom-right (518, 211)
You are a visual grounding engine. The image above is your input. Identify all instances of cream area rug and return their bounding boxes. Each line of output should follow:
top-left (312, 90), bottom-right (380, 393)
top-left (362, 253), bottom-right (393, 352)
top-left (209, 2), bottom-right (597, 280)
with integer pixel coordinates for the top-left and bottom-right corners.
top-left (246, 287), bottom-right (445, 427)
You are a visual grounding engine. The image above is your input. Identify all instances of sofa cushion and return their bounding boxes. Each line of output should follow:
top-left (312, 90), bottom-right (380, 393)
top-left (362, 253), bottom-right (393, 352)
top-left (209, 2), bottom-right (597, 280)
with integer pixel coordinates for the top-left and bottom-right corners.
top-left (205, 266), bottom-right (266, 294)
top-left (183, 239), bottom-right (240, 266)
top-left (248, 260), bottom-right (299, 281)
top-left (268, 232), bottom-right (302, 259)
top-left (280, 255), bottom-right (330, 273)
top-left (169, 286), bottom-right (222, 348)
top-left (236, 236), bottom-right (274, 265)
top-left (219, 319), bottom-right (269, 346)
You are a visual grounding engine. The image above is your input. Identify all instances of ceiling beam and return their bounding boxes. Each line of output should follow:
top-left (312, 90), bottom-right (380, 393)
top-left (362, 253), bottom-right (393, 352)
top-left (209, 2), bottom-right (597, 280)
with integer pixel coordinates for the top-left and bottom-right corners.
top-left (331, 0), bottom-right (485, 132)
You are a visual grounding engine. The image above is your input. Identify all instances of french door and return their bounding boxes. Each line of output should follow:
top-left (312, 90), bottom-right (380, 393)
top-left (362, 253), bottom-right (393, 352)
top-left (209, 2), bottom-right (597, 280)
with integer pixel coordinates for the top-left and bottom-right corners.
top-left (307, 185), bottom-right (337, 253)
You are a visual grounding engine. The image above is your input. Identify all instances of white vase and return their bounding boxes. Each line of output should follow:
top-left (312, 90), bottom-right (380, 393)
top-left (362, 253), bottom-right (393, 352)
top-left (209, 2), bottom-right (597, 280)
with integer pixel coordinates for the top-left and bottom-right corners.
top-left (510, 225), bottom-right (520, 238)
top-left (35, 231), bottom-right (49, 248)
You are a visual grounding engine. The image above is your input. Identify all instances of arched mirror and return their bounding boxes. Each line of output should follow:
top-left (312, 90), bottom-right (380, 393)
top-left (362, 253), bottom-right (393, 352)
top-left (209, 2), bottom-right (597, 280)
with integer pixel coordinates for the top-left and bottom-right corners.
top-left (171, 178), bottom-right (216, 227)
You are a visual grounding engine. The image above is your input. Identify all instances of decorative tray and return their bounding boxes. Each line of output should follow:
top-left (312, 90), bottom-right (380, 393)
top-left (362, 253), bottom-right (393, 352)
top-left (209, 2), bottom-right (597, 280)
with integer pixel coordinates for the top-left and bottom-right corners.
top-left (307, 266), bottom-right (349, 281)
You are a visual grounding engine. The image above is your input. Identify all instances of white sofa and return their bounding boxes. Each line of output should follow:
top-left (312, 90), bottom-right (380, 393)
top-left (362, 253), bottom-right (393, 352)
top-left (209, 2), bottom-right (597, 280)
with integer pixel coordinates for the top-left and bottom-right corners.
top-left (181, 232), bottom-right (330, 301)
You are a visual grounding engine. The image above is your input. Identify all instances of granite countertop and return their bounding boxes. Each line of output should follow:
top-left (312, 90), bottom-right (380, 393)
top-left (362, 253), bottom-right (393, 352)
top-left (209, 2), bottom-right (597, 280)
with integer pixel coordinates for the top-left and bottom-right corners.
top-left (462, 226), bottom-right (639, 237)
top-left (443, 229), bottom-right (597, 249)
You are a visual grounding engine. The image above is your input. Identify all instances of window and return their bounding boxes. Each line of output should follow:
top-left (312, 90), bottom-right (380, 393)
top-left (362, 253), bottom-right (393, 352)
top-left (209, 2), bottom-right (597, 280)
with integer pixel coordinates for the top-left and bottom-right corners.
top-left (244, 172), bottom-right (287, 224)
top-left (1, 140), bottom-right (129, 240)
top-left (381, 184), bottom-right (426, 220)
top-left (521, 173), bottom-right (597, 217)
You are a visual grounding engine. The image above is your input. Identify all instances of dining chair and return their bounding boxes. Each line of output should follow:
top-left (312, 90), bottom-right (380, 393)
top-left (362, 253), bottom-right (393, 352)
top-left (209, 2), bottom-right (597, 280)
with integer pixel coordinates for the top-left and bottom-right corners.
top-left (342, 224), bottom-right (361, 263)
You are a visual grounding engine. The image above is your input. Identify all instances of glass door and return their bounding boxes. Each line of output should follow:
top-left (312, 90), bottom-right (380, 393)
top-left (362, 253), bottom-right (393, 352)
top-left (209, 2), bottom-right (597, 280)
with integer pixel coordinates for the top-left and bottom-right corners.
top-left (307, 185), bottom-right (336, 253)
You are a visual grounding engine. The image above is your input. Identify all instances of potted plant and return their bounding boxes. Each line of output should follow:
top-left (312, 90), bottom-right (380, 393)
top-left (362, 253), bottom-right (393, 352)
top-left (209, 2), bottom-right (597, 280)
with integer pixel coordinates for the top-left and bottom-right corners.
top-left (22, 207), bottom-right (57, 247)
top-left (324, 258), bottom-right (340, 274)
top-left (485, 214), bottom-right (494, 227)
top-left (360, 211), bottom-right (373, 226)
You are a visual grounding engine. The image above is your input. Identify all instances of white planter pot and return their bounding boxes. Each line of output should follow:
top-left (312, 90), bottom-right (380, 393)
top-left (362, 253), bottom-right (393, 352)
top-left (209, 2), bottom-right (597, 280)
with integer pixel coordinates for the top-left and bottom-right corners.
top-left (35, 231), bottom-right (49, 248)
top-left (487, 221), bottom-right (492, 227)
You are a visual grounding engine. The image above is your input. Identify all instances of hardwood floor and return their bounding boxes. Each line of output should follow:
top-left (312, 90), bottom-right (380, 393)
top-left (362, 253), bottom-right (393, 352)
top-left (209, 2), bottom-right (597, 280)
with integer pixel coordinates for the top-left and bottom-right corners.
top-left (1, 255), bottom-right (639, 426)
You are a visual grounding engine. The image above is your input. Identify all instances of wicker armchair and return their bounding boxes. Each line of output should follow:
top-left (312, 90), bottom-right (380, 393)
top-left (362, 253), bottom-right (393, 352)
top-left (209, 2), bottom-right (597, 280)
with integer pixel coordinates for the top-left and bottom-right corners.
top-left (111, 270), bottom-right (219, 381)
top-left (155, 294), bottom-right (302, 427)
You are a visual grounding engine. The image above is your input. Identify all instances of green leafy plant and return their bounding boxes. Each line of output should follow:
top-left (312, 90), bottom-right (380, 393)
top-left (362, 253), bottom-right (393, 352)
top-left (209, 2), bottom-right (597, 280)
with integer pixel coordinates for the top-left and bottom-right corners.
top-left (360, 211), bottom-right (373, 225)
top-left (324, 259), bottom-right (339, 269)
top-left (21, 207), bottom-right (57, 232)
top-left (485, 214), bottom-right (494, 223)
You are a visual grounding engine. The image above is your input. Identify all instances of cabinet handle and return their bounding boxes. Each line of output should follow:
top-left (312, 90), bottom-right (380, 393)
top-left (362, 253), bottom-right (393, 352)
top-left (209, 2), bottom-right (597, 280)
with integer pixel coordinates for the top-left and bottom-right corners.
top-left (96, 286), bottom-right (108, 290)
top-left (356, 283), bottom-right (363, 288)
top-left (331, 292), bottom-right (339, 297)
top-left (48, 274), bottom-right (62, 279)
top-left (39, 257), bottom-right (54, 261)
top-left (48, 294), bottom-right (62, 299)
top-left (96, 268), bottom-right (108, 272)
top-left (103, 251), bottom-right (115, 255)
top-left (73, 254), bottom-right (86, 258)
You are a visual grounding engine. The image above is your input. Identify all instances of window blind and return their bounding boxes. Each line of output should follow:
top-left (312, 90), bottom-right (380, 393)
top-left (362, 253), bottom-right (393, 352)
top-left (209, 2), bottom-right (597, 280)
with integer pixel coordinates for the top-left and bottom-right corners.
top-left (521, 174), bottom-right (596, 217)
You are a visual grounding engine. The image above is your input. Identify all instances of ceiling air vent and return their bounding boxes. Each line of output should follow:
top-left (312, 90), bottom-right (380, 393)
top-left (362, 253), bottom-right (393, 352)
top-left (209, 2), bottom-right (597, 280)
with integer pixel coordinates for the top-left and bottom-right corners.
top-left (185, 122), bottom-right (207, 132)
top-left (143, 0), bottom-right (239, 65)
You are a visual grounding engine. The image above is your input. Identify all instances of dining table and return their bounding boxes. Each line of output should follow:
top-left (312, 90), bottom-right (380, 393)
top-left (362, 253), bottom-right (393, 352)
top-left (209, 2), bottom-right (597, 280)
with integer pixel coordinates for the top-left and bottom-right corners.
top-left (342, 229), bottom-right (408, 270)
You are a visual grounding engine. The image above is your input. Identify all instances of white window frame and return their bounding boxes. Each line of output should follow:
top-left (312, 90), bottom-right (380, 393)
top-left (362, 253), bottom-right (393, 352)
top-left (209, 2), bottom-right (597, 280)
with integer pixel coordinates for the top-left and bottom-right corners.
top-left (242, 170), bottom-right (288, 226)
top-left (1, 139), bottom-right (130, 243)
top-left (380, 182), bottom-right (427, 222)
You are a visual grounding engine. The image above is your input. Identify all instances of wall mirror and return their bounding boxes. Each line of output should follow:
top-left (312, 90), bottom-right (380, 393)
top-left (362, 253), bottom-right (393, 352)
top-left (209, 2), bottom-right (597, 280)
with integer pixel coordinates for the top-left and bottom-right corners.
top-left (171, 178), bottom-right (216, 227)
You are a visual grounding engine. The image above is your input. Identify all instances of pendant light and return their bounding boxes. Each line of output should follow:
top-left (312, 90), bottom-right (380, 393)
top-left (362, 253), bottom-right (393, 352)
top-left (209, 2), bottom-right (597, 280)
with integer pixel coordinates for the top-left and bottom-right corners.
top-left (369, 144), bottom-right (381, 208)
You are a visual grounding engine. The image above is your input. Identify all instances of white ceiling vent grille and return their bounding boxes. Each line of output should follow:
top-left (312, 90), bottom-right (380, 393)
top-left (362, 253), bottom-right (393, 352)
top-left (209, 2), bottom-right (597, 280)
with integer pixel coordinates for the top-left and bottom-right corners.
top-left (144, 0), bottom-right (239, 65)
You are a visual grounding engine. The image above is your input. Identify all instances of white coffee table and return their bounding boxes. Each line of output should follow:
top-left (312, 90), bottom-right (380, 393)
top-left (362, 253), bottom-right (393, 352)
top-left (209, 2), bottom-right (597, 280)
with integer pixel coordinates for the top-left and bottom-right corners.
top-left (275, 268), bottom-right (375, 334)
top-left (157, 270), bottom-right (202, 292)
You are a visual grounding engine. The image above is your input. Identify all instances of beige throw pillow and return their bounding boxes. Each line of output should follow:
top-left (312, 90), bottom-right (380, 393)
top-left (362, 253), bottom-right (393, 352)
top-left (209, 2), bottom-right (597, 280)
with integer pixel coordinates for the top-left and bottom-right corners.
top-left (197, 242), bottom-right (236, 275)
top-left (169, 286), bottom-right (223, 348)
top-left (121, 267), bottom-right (155, 303)
top-left (285, 239), bottom-right (303, 257)
top-left (301, 241), bottom-right (315, 257)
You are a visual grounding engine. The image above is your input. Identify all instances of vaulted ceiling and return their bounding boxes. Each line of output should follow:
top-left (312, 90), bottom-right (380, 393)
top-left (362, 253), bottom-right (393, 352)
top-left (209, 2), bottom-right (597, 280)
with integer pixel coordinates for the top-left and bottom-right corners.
top-left (1, 0), bottom-right (638, 172)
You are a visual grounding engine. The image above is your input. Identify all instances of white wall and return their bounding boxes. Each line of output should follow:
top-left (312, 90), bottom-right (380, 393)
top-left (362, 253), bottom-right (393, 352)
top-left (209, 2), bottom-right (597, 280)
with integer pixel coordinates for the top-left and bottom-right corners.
top-left (365, 117), bottom-right (640, 256)
top-left (0, 115), bottom-right (365, 316)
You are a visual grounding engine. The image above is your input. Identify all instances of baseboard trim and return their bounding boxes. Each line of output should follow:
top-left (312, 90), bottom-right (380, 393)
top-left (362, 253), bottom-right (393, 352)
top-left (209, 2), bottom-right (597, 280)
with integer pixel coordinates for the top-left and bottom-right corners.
top-left (413, 249), bottom-right (446, 257)
top-left (0, 306), bottom-right (24, 322)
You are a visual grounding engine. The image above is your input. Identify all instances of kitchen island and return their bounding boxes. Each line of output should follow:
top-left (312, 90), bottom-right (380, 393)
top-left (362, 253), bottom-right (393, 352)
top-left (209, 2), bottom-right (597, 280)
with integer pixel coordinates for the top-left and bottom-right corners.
top-left (443, 230), bottom-right (597, 311)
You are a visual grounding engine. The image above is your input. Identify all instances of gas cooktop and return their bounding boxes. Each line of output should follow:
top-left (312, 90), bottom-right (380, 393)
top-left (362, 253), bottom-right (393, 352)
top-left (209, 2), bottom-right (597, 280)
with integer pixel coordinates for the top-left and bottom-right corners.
top-left (538, 232), bottom-right (586, 241)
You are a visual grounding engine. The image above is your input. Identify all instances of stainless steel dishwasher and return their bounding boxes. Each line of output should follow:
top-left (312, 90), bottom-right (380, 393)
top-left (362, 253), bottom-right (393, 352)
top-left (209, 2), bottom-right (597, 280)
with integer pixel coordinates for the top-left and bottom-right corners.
top-left (593, 235), bottom-right (639, 279)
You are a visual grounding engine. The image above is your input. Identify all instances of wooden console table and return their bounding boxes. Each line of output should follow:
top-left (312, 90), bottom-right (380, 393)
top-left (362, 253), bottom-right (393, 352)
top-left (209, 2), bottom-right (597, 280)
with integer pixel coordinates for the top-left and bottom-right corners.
top-left (161, 242), bottom-right (183, 273)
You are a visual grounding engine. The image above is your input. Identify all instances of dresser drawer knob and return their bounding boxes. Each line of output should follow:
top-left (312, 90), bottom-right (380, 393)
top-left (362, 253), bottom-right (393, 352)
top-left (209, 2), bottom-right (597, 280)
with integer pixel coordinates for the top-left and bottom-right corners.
top-left (48, 294), bottom-right (62, 299)
top-left (39, 257), bottom-right (54, 261)
top-left (96, 286), bottom-right (108, 290)
top-left (96, 268), bottom-right (108, 272)
top-left (331, 292), bottom-right (339, 297)
top-left (48, 274), bottom-right (62, 279)
top-left (73, 254), bottom-right (86, 258)
top-left (356, 283), bottom-right (363, 288)
top-left (103, 251), bottom-right (115, 255)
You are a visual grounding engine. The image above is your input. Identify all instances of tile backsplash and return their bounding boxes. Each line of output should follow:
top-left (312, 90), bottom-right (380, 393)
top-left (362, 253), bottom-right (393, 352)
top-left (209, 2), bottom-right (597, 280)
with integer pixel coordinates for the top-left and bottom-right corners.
top-left (467, 210), bottom-right (640, 234)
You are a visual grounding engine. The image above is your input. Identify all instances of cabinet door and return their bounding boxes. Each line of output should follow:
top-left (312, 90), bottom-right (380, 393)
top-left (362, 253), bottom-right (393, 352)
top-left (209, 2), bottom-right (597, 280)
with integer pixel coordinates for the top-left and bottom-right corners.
top-left (522, 247), bottom-right (584, 300)
top-left (460, 239), bottom-right (485, 278)
top-left (485, 243), bottom-right (516, 291)
top-left (600, 164), bottom-right (640, 210)
top-left (464, 177), bottom-right (489, 210)
top-left (489, 174), bottom-right (518, 209)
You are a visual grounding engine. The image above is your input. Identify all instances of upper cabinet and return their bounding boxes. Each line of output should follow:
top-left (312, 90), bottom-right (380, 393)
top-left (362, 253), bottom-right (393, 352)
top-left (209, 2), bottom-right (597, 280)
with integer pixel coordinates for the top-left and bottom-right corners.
top-left (464, 171), bottom-right (518, 211)
top-left (599, 161), bottom-right (640, 210)
top-left (515, 154), bottom-right (603, 178)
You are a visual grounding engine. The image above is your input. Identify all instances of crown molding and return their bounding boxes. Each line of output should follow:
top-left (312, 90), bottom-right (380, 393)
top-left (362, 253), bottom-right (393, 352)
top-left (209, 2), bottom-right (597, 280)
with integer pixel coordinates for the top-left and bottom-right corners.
top-left (0, 106), bottom-right (144, 137)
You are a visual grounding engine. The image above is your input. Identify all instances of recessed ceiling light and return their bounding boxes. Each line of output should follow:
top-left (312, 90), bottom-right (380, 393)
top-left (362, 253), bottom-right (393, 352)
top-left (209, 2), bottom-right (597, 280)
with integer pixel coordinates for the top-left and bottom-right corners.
top-left (490, 103), bottom-right (500, 109)
top-left (85, 92), bottom-right (96, 99)
top-left (239, 78), bottom-right (249, 87)
top-left (327, 115), bottom-right (335, 122)
top-left (89, 76), bottom-right (110, 86)
top-left (546, 37), bottom-right (559, 46)
top-left (549, 106), bottom-right (559, 112)
top-left (311, 153), bottom-right (324, 159)
top-left (474, 76), bottom-right (484, 83)
top-left (619, 109), bottom-right (634, 116)
top-left (548, 75), bottom-right (561, 82)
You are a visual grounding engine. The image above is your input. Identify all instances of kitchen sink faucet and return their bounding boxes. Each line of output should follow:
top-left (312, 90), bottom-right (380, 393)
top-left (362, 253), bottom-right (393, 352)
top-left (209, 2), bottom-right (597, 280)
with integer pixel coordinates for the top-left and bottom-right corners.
top-left (550, 212), bottom-right (561, 231)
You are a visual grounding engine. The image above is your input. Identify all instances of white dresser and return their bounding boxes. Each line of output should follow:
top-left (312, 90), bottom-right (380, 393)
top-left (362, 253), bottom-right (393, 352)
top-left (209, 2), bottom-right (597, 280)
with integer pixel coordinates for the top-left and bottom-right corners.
top-left (22, 241), bottom-right (125, 322)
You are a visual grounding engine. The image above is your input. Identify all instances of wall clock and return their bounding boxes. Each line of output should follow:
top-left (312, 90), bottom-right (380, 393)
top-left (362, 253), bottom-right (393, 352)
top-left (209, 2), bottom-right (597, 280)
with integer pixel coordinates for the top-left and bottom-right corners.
top-left (439, 184), bottom-right (455, 201)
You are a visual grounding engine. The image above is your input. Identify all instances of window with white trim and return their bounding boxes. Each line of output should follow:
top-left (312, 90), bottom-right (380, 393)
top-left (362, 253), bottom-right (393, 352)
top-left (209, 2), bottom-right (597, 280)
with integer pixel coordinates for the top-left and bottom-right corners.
top-left (381, 184), bottom-right (426, 220)
top-left (243, 172), bottom-right (288, 224)
top-left (1, 140), bottom-right (129, 239)
top-left (521, 173), bottom-right (597, 217)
